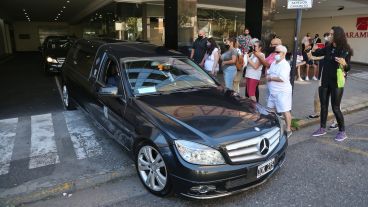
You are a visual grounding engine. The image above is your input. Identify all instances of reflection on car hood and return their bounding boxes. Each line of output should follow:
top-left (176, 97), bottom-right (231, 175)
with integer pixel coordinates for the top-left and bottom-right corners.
top-left (135, 87), bottom-right (278, 147)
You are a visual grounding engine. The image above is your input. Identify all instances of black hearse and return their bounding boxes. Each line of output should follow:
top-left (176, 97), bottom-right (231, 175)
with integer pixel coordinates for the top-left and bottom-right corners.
top-left (61, 39), bottom-right (287, 199)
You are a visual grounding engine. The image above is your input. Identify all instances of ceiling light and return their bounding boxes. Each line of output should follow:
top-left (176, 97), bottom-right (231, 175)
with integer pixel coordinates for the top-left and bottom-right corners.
top-left (282, 5), bottom-right (286, 8)
top-left (23, 9), bottom-right (26, 11)
top-left (67, 0), bottom-right (70, 3)
top-left (63, 6), bottom-right (66, 9)
top-left (60, 10), bottom-right (63, 13)
top-left (318, 1), bottom-right (321, 3)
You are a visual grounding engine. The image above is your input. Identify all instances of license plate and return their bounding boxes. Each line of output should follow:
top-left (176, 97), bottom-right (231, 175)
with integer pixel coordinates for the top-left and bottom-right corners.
top-left (257, 158), bottom-right (275, 178)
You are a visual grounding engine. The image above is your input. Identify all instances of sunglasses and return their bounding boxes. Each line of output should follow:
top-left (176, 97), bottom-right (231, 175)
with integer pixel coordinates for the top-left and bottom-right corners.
top-left (274, 51), bottom-right (282, 54)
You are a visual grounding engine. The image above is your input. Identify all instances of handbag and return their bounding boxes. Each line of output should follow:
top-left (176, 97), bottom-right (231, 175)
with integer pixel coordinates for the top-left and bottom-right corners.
top-left (236, 54), bottom-right (244, 71)
top-left (336, 66), bottom-right (345, 88)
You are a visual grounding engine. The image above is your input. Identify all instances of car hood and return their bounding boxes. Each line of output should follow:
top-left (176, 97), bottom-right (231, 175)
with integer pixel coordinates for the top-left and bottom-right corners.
top-left (135, 87), bottom-right (279, 148)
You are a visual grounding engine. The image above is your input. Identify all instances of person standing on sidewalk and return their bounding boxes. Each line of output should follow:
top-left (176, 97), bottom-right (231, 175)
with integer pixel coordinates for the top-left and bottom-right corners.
top-left (233, 42), bottom-right (246, 93)
top-left (221, 37), bottom-right (238, 90)
top-left (201, 37), bottom-right (220, 76)
top-left (190, 30), bottom-right (207, 65)
top-left (237, 27), bottom-right (253, 54)
top-left (311, 26), bottom-right (353, 141)
top-left (266, 45), bottom-right (293, 138)
top-left (245, 41), bottom-right (264, 102)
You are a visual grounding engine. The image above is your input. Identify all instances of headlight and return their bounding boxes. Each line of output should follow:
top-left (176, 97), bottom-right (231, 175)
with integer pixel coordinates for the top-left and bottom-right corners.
top-left (47, 57), bottom-right (58, 63)
top-left (174, 140), bottom-right (225, 165)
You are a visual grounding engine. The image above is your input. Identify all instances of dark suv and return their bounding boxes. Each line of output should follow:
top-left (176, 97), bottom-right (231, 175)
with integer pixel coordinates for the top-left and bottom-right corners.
top-left (61, 39), bottom-right (287, 199)
top-left (41, 36), bottom-right (74, 74)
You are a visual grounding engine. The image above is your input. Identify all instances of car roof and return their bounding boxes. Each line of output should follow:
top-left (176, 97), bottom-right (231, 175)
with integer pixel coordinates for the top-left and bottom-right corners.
top-left (108, 42), bottom-right (185, 59)
top-left (75, 38), bottom-right (185, 58)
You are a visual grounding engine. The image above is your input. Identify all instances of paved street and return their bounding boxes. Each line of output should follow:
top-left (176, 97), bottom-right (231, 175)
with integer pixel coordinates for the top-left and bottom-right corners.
top-left (25, 109), bottom-right (368, 207)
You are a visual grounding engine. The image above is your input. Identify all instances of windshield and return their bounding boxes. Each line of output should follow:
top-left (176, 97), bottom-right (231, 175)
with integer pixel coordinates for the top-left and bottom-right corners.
top-left (46, 39), bottom-right (71, 49)
top-left (123, 57), bottom-right (217, 95)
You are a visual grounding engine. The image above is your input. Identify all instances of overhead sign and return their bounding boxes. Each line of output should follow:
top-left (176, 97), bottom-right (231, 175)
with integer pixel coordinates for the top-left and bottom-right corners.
top-left (287, 0), bottom-right (313, 9)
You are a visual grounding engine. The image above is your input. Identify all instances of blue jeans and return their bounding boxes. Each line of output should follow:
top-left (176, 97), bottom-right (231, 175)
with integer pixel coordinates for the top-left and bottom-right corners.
top-left (223, 66), bottom-right (237, 90)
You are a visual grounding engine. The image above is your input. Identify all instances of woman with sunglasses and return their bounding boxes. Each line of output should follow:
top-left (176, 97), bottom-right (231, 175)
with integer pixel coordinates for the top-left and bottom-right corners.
top-left (311, 26), bottom-right (353, 141)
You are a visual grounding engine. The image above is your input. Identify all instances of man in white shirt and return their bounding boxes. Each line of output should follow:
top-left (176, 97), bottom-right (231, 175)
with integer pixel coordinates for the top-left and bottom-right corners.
top-left (266, 45), bottom-right (293, 138)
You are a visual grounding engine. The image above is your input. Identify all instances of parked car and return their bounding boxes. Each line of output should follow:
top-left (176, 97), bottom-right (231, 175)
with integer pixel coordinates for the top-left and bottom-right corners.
top-left (40, 36), bottom-right (75, 74)
top-left (61, 39), bottom-right (288, 199)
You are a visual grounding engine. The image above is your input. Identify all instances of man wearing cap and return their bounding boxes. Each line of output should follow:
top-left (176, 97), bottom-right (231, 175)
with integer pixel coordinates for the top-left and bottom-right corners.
top-left (266, 45), bottom-right (293, 138)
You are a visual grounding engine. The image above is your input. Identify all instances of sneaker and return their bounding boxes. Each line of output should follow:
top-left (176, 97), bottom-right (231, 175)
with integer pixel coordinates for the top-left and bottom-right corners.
top-left (297, 77), bottom-right (304, 82)
top-left (286, 131), bottom-right (292, 138)
top-left (308, 114), bottom-right (320, 119)
top-left (335, 131), bottom-right (347, 142)
top-left (305, 76), bottom-right (309, 81)
top-left (312, 76), bottom-right (318, 80)
top-left (329, 122), bottom-right (338, 130)
top-left (312, 128), bottom-right (327, 137)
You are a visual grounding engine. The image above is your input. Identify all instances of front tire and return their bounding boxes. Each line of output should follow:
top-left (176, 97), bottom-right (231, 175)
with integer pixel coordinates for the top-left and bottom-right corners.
top-left (62, 84), bottom-right (75, 110)
top-left (135, 142), bottom-right (172, 197)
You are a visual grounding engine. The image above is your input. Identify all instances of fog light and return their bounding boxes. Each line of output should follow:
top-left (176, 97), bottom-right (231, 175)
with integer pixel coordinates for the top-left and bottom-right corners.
top-left (190, 185), bottom-right (216, 194)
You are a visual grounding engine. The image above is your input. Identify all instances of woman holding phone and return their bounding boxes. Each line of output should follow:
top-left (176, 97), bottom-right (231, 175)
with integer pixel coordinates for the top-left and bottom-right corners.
top-left (310, 26), bottom-right (353, 141)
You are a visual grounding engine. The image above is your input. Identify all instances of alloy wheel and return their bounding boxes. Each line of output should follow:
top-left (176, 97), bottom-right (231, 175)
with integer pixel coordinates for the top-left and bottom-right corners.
top-left (137, 145), bottom-right (167, 191)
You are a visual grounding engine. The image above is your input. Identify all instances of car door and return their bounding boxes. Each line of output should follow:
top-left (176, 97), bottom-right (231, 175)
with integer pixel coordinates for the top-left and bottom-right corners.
top-left (93, 53), bottom-right (133, 151)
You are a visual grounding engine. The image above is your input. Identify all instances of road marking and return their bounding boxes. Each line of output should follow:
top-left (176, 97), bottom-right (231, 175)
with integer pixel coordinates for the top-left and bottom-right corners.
top-left (316, 139), bottom-right (368, 158)
top-left (0, 118), bottom-right (18, 175)
top-left (64, 111), bottom-right (103, 159)
top-left (29, 114), bottom-right (60, 169)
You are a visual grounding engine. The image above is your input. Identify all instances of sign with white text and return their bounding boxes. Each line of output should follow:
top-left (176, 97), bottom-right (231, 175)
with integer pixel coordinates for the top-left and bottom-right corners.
top-left (288, 0), bottom-right (313, 9)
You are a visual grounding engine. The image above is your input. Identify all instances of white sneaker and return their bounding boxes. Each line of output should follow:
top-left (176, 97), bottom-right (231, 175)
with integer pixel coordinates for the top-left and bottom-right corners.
top-left (297, 77), bottom-right (304, 82)
top-left (305, 77), bottom-right (309, 81)
top-left (312, 76), bottom-right (318, 80)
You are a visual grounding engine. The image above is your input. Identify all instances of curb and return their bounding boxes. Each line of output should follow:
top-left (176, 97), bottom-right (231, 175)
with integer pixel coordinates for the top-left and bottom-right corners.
top-left (296, 101), bottom-right (368, 129)
top-left (0, 165), bottom-right (136, 206)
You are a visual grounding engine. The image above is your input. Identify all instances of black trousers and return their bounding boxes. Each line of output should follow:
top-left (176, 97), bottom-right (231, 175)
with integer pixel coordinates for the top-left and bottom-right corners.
top-left (319, 86), bottom-right (345, 131)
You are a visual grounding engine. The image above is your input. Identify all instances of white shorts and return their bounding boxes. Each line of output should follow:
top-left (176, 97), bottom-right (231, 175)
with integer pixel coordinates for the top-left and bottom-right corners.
top-left (267, 92), bottom-right (292, 113)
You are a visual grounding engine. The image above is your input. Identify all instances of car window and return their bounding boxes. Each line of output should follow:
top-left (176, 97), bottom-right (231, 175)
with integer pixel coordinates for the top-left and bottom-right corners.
top-left (99, 58), bottom-right (121, 86)
top-left (122, 57), bottom-right (217, 95)
top-left (75, 49), bottom-right (94, 78)
top-left (46, 39), bottom-right (71, 49)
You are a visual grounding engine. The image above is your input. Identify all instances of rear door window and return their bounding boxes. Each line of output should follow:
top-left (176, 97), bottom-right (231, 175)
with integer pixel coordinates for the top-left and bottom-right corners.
top-left (77, 49), bottom-right (94, 78)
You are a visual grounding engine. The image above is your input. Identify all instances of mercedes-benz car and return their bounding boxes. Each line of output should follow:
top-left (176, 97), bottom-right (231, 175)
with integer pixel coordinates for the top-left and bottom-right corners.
top-left (41, 36), bottom-right (74, 75)
top-left (61, 39), bottom-right (288, 199)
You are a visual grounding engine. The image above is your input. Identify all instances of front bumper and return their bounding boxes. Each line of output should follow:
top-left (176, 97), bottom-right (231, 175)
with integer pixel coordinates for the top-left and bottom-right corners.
top-left (45, 63), bottom-right (63, 73)
top-left (167, 135), bottom-right (288, 199)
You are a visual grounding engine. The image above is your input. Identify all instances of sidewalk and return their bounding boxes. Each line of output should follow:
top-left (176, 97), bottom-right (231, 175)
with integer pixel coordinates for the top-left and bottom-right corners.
top-left (221, 63), bottom-right (368, 129)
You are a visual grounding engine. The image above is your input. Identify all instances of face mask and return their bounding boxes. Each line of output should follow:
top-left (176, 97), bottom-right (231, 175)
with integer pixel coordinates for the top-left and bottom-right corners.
top-left (198, 35), bottom-right (203, 39)
top-left (224, 44), bottom-right (230, 50)
top-left (275, 54), bottom-right (282, 61)
top-left (207, 42), bottom-right (211, 47)
top-left (324, 37), bottom-right (329, 41)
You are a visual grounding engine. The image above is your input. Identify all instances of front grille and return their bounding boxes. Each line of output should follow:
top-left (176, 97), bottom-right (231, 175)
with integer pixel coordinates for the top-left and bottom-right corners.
top-left (224, 127), bottom-right (280, 163)
top-left (57, 58), bottom-right (65, 65)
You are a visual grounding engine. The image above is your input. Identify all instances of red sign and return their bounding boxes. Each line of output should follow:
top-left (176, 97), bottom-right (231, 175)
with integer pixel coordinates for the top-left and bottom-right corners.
top-left (356, 17), bottom-right (368, 31)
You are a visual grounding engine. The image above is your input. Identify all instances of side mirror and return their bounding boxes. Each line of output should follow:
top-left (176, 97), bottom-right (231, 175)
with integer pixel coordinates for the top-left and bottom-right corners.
top-left (98, 86), bottom-right (119, 97)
